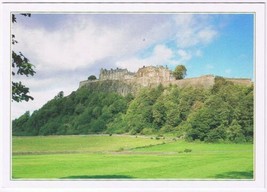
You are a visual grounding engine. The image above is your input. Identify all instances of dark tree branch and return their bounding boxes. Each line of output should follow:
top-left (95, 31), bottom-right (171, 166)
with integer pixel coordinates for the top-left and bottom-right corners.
top-left (12, 13), bottom-right (35, 102)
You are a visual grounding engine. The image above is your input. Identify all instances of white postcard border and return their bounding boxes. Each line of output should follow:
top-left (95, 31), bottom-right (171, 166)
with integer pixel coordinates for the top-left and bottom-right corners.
top-left (0, 1), bottom-right (266, 192)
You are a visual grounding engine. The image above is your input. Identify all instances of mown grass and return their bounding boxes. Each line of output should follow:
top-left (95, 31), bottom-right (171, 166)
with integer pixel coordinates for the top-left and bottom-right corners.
top-left (12, 135), bottom-right (253, 180)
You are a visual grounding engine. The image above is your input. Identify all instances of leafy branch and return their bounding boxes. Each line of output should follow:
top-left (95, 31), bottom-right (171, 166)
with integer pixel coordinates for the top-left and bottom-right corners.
top-left (12, 13), bottom-right (36, 102)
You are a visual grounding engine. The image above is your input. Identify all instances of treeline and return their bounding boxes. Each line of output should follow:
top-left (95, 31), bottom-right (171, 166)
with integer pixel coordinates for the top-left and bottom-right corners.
top-left (13, 77), bottom-right (253, 143)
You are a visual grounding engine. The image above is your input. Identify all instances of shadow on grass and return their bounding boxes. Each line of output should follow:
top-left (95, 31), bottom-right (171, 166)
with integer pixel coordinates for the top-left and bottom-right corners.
top-left (215, 171), bottom-right (253, 179)
top-left (61, 175), bottom-right (134, 179)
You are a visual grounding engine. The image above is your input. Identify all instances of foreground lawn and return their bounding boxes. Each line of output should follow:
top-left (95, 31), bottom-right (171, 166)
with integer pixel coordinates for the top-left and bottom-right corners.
top-left (12, 135), bottom-right (253, 179)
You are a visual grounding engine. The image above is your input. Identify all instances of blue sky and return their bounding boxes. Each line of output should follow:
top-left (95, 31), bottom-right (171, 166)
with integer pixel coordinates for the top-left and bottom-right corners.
top-left (12, 13), bottom-right (254, 118)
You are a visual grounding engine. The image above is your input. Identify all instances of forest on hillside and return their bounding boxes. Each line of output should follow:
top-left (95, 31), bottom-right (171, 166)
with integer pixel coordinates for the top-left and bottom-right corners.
top-left (12, 77), bottom-right (254, 143)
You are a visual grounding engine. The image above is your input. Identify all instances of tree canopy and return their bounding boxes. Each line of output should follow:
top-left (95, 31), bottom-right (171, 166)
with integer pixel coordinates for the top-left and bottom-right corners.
top-left (173, 65), bottom-right (187, 80)
top-left (13, 78), bottom-right (254, 143)
top-left (88, 75), bottom-right (97, 80)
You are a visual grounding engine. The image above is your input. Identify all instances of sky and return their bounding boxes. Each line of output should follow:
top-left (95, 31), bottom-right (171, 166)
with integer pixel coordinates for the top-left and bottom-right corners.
top-left (12, 13), bottom-right (254, 119)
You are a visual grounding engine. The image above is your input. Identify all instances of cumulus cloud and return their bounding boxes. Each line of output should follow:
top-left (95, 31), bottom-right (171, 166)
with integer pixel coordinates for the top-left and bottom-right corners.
top-left (13, 14), bottom-right (219, 74)
top-left (14, 20), bottom-right (125, 71)
top-left (116, 44), bottom-right (175, 72)
top-left (13, 14), bottom-right (172, 72)
top-left (177, 49), bottom-right (192, 62)
top-left (173, 14), bottom-right (218, 48)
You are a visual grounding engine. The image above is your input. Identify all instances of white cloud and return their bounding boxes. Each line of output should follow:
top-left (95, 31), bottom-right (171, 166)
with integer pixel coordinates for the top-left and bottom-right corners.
top-left (14, 21), bottom-right (124, 71)
top-left (13, 15), bottom-right (173, 72)
top-left (116, 44), bottom-right (175, 72)
top-left (195, 50), bottom-right (203, 57)
top-left (177, 49), bottom-right (192, 62)
top-left (13, 14), bottom-right (219, 74)
top-left (197, 27), bottom-right (218, 44)
top-left (149, 44), bottom-right (174, 65)
top-left (173, 14), bottom-right (218, 48)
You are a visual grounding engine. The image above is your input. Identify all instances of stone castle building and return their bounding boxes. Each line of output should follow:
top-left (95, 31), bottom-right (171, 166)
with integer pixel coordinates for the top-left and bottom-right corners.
top-left (79, 65), bottom-right (252, 95)
top-left (135, 66), bottom-right (174, 86)
top-left (99, 68), bottom-right (135, 81)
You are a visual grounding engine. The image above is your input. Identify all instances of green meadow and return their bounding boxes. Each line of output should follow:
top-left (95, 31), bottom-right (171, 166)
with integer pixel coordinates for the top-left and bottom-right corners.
top-left (12, 135), bottom-right (253, 179)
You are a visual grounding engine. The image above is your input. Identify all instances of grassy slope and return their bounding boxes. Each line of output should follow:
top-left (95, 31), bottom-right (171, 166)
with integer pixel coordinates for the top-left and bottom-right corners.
top-left (12, 135), bottom-right (253, 179)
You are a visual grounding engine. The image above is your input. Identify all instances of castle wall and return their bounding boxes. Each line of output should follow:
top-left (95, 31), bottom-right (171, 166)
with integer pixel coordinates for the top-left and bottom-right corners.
top-left (79, 79), bottom-right (98, 87)
top-left (225, 78), bottom-right (253, 86)
top-left (171, 75), bottom-right (216, 88)
top-left (79, 66), bottom-right (253, 95)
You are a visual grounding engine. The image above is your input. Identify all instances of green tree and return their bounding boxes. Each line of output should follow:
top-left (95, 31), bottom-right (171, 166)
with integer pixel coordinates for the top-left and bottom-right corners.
top-left (54, 91), bottom-right (64, 99)
top-left (88, 75), bottom-right (97, 80)
top-left (12, 111), bottom-right (30, 135)
top-left (152, 101), bottom-right (166, 129)
top-left (212, 76), bottom-right (233, 94)
top-left (122, 87), bottom-right (163, 134)
top-left (205, 124), bottom-right (226, 142)
top-left (12, 14), bottom-right (36, 102)
top-left (186, 95), bottom-right (231, 142)
top-left (227, 119), bottom-right (246, 143)
top-left (165, 101), bottom-right (181, 128)
top-left (173, 65), bottom-right (187, 80)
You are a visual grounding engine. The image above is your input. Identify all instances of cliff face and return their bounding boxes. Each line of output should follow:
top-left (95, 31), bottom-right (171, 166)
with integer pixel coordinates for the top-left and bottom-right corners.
top-left (79, 80), bottom-right (140, 96)
top-left (79, 75), bottom-right (215, 96)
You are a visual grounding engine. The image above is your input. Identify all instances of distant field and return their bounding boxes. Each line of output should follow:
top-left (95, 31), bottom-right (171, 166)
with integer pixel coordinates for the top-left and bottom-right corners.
top-left (12, 135), bottom-right (253, 179)
top-left (12, 135), bottom-right (163, 154)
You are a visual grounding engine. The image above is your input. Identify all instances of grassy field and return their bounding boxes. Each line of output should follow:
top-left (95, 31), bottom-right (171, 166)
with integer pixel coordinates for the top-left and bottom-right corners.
top-left (12, 135), bottom-right (253, 179)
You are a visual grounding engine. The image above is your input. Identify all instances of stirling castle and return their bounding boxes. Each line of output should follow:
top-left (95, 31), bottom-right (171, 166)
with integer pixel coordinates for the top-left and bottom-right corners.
top-left (79, 65), bottom-right (252, 96)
